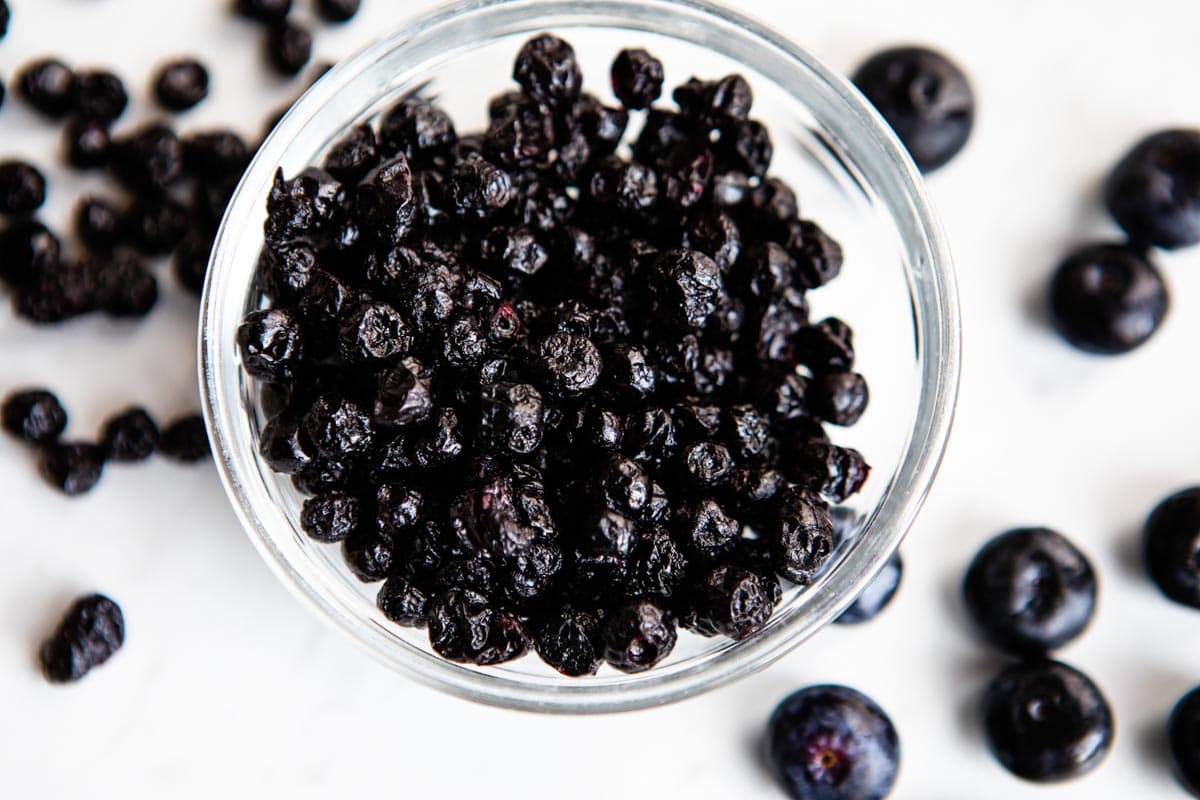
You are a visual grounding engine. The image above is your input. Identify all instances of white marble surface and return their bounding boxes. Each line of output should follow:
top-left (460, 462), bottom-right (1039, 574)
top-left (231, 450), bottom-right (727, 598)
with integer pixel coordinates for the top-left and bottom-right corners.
top-left (3, 1), bottom-right (1200, 797)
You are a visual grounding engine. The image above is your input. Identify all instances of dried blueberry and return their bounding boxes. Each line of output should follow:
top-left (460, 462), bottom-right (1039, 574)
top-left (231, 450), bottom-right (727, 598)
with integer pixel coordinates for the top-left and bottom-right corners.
top-left (3, 389), bottom-right (68, 444)
top-left (39, 441), bottom-right (105, 495)
top-left (1105, 129), bottom-right (1200, 250)
top-left (377, 575), bottom-right (429, 626)
top-left (236, 0), bottom-right (292, 23)
top-left (428, 588), bottom-right (530, 665)
top-left (266, 20), bottom-right (313, 77)
top-left (159, 415), bottom-right (210, 463)
top-left (18, 58), bottom-right (76, 118)
top-left (686, 564), bottom-right (774, 639)
top-left (154, 58), bottom-right (209, 111)
top-left (0, 161), bottom-right (46, 215)
top-left (534, 607), bottom-right (603, 676)
top-left (39, 594), bottom-right (125, 683)
top-left (238, 308), bottom-right (306, 382)
top-left (99, 407), bottom-right (159, 462)
top-left (73, 70), bottom-right (128, 121)
top-left (513, 34), bottom-right (582, 108)
top-left (610, 49), bottom-right (663, 110)
top-left (317, 0), bottom-right (360, 22)
top-left (110, 123), bottom-right (185, 192)
top-left (602, 598), bottom-right (676, 673)
top-left (63, 118), bottom-right (112, 170)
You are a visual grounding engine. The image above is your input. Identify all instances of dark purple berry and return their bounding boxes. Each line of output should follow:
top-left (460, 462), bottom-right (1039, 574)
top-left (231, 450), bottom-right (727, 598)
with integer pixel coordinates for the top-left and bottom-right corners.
top-left (808, 372), bottom-right (869, 427)
top-left (110, 123), bottom-right (185, 192)
top-left (674, 74), bottom-right (753, 121)
top-left (602, 598), bottom-right (676, 673)
top-left (184, 130), bottom-right (251, 178)
top-left (154, 59), bottom-right (209, 111)
top-left (317, 0), bottom-right (360, 22)
top-left (99, 407), bottom-right (159, 462)
top-left (3, 389), bottom-right (68, 443)
top-left (238, 308), bottom-right (306, 382)
top-left (853, 46), bottom-right (974, 172)
top-left (428, 588), bottom-right (530, 665)
top-left (1105, 129), bottom-right (1200, 249)
top-left (686, 564), bottom-right (775, 639)
top-left (355, 156), bottom-right (417, 242)
top-left (236, 0), bottom-right (291, 23)
top-left (18, 58), bottom-right (76, 118)
top-left (266, 21), bottom-right (313, 77)
top-left (373, 357), bottom-right (434, 428)
top-left (39, 594), bottom-right (124, 683)
top-left (96, 254), bottom-right (158, 318)
top-left (1049, 242), bottom-right (1168, 355)
top-left (0, 161), bottom-right (46, 215)
top-left (123, 194), bottom-right (189, 255)
top-left (173, 231), bottom-right (213, 295)
top-left (377, 576), bottom-right (430, 626)
top-left (73, 70), bottom-right (128, 122)
top-left (1144, 487), bottom-right (1200, 609)
top-left (770, 487), bottom-right (834, 584)
top-left (535, 607), bottom-right (603, 676)
top-left (768, 685), bottom-right (900, 800)
top-left (301, 491), bottom-right (359, 543)
top-left (513, 34), bottom-right (581, 109)
top-left (74, 196), bottom-right (122, 251)
top-left (336, 300), bottom-right (411, 363)
top-left (39, 442), bottom-right (105, 495)
top-left (159, 415), bottom-right (210, 463)
top-left (323, 123), bottom-right (378, 182)
top-left (380, 97), bottom-right (457, 162)
top-left (1169, 686), bottom-right (1200, 796)
top-left (303, 392), bottom-right (373, 459)
top-left (983, 660), bottom-right (1113, 782)
top-left (963, 528), bottom-right (1096, 655)
top-left (610, 48), bottom-right (663, 110)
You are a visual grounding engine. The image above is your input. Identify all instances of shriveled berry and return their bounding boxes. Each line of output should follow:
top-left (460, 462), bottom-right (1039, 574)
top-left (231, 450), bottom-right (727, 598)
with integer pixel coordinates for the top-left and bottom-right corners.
top-left (428, 588), bottom-right (530, 665)
top-left (337, 300), bottom-right (410, 363)
top-left (18, 58), bottom-right (76, 118)
top-left (266, 167), bottom-right (346, 245)
top-left (790, 442), bottom-right (870, 504)
top-left (610, 48), bottom-right (663, 110)
top-left (380, 97), bottom-right (457, 162)
top-left (677, 497), bottom-right (740, 561)
top-left (159, 415), bottom-right (210, 462)
top-left (983, 660), bottom-right (1113, 782)
top-left (259, 412), bottom-right (312, 475)
top-left (153, 59), bottom-right (209, 111)
top-left (1105, 129), bottom-right (1200, 249)
top-left (836, 553), bottom-right (903, 625)
top-left (342, 527), bottom-right (395, 582)
top-left (794, 318), bottom-right (854, 374)
top-left (535, 607), bottom-right (603, 676)
top-left (238, 308), bottom-right (305, 382)
top-left (648, 248), bottom-right (722, 332)
top-left (531, 333), bottom-right (602, 397)
top-left (963, 528), bottom-right (1096, 655)
top-left (513, 33), bottom-right (582, 108)
top-left (768, 685), bottom-right (900, 800)
top-left (3, 389), bottom-right (67, 443)
top-left (687, 564), bottom-right (774, 639)
top-left (39, 594), bottom-right (124, 683)
top-left (300, 491), bottom-right (359, 543)
top-left (674, 74), bottom-right (753, 121)
top-left (602, 598), bottom-right (676, 673)
top-left (123, 194), bottom-right (189, 255)
top-left (771, 487), bottom-right (834, 584)
top-left (786, 219), bottom-right (843, 289)
top-left (99, 407), bottom-right (159, 462)
top-left (110, 123), bottom-right (185, 191)
top-left (0, 161), bottom-right (46, 215)
top-left (39, 442), bottom-right (105, 495)
top-left (1049, 242), bottom-right (1168, 355)
top-left (73, 70), bottom-right (128, 121)
top-left (481, 381), bottom-right (544, 455)
top-left (317, 0), bottom-right (360, 23)
top-left (809, 372), bottom-right (869, 427)
top-left (377, 575), bottom-right (429, 627)
top-left (183, 130), bottom-right (251, 179)
top-left (1144, 487), bottom-right (1200, 609)
top-left (266, 20), bottom-right (313, 77)
top-left (323, 123), bottom-right (378, 182)
top-left (853, 46), bottom-right (974, 172)
top-left (373, 358), bottom-right (434, 428)
top-left (303, 393), bottom-right (373, 459)
top-left (355, 156), bottom-right (417, 242)
top-left (448, 154), bottom-right (513, 219)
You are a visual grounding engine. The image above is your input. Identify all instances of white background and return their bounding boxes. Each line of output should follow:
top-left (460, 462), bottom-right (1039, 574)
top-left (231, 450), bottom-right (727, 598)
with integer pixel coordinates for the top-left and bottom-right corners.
top-left (2, 1), bottom-right (1200, 797)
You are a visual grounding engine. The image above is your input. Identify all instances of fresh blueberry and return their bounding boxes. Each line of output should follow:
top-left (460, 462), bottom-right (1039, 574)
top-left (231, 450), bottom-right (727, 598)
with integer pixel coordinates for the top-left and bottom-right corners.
top-left (1144, 487), bottom-right (1200, 609)
top-left (1048, 242), bottom-right (1168, 355)
top-left (835, 553), bottom-right (902, 625)
top-left (982, 660), bottom-right (1113, 782)
top-left (767, 684), bottom-right (900, 800)
top-left (1169, 686), bottom-right (1200, 797)
top-left (852, 46), bottom-right (974, 172)
top-left (962, 527), bottom-right (1096, 655)
top-left (1105, 129), bottom-right (1200, 250)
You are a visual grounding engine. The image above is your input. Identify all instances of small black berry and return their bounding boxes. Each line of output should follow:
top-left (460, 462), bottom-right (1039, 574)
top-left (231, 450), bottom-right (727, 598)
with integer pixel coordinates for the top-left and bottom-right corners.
top-left (0, 161), bottom-right (46, 215)
top-left (39, 594), bottom-right (124, 683)
top-left (153, 59), bottom-right (210, 111)
top-left (73, 70), bottom-right (128, 122)
top-left (266, 20), bottom-right (313, 77)
top-left (99, 407), bottom-right (159, 462)
top-left (39, 442), bottom-right (105, 495)
top-left (159, 415), bottom-right (211, 463)
top-left (17, 58), bottom-right (76, 118)
top-left (2, 389), bottom-right (67, 443)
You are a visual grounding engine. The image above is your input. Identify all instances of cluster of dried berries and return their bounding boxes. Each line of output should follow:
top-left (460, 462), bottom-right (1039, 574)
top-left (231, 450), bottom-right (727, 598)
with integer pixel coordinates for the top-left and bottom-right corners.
top-left (240, 35), bottom-right (870, 675)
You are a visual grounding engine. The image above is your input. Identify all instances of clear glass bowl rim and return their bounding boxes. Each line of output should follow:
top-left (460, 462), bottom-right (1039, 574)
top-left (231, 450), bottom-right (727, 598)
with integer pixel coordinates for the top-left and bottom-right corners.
top-left (199, 0), bottom-right (961, 714)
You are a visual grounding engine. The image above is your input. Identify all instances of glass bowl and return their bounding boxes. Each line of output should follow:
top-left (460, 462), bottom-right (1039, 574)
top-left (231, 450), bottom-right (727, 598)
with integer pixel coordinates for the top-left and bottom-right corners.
top-left (199, 0), bottom-right (960, 713)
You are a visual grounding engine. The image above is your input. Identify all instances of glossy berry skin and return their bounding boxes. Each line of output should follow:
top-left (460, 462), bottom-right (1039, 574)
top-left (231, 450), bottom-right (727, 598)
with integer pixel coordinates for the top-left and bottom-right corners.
top-left (376, 576), bottom-right (430, 627)
top-left (1168, 686), bottom-right (1200, 797)
top-left (1048, 242), bottom-right (1168, 355)
top-left (154, 59), bottom-right (209, 111)
top-left (236, 0), bottom-right (292, 23)
top-left (64, 118), bottom-right (112, 170)
top-left (1144, 487), bottom-right (1200, 608)
top-left (99, 407), bottom-right (159, 462)
top-left (963, 528), bottom-right (1095, 656)
top-left (535, 607), bottom-right (604, 676)
top-left (982, 660), bottom-right (1113, 782)
top-left (159, 415), bottom-right (210, 463)
top-left (610, 48), bottom-right (663, 110)
top-left (266, 21), bottom-right (312, 77)
top-left (39, 442), bottom-right (105, 495)
top-left (852, 46), bottom-right (972, 172)
top-left (809, 372), bottom-right (869, 427)
top-left (238, 308), bottom-right (306, 382)
top-left (2, 389), bottom-right (67, 443)
top-left (39, 594), bottom-right (125, 683)
top-left (17, 58), bottom-right (76, 118)
top-left (300, 491), bottom-right (359, 543)
top-left (0, 161), bottom-right (46, 215)
top-left (767, 684), bottom-right (900, 800)
top-left (835, 553), bottom-right (902, 625)
top-left (73, 70), bottom-right (128, 122)
top-left (317, 0), bottom-right (360, 23)
top-left (428, 588), bottom-right (531, 665)
top-left (602, 598), bottom-right (677, 673)
top-left (1105, 129), bottom-right (1200, 250)
top-left (686, 564), bottom-right (775, 639)
top-left (513, 34), bottom-right (582, 108)
top-left (770, 487), bottom-right (835, 585)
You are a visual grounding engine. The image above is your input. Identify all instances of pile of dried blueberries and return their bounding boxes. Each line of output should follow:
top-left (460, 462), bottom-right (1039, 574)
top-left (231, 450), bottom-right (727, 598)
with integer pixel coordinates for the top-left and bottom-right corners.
top-left (239, 34), bottom-right (870, 674)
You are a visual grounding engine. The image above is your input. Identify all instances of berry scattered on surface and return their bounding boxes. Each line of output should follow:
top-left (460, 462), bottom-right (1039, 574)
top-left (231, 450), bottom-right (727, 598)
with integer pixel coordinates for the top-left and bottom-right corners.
top-left (1144, 487), bottom-right (1200, 609)
top-left (3, 389), bottom-right (67, 444)
top-left (266, 20), bottom-right (313, 77)
top-left (1169, 686), bottom-right (1200, 797)
top-left (17, 58), bottom-right (76, 118)
top-left (38, 441), bottom-right (105, 495)
top-left (1105, 129), bottom-right (1200, 250)
top-left (159, 415), bottom-right (211, 463)
top-left (39, 594), bottom-right (125, 683)
top-left (767, 684), bottom-right (900, 800)
top-left (99, 408), bottom-right (159, 463)
top-left (982, 659), bottom-right (1113, 782)
top-left (153, 58), bottom-right (210, 111)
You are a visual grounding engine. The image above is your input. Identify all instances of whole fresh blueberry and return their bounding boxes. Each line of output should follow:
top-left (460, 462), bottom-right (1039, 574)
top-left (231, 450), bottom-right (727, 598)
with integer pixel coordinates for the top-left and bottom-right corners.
top-left (962, 527), bottom-right (1096, 655)
top-left (1144, 487), bottom-right (1200, 608)
top-left (767, 684), bottom-right (900, 800)
top-left (982, 660), bottom-right (1113, 782)
top-left (835, 553), bottom-right (902, 625)
top-left (1169, 686), bottom-right (1200, 796)
top-left (852, 46), bottom-right (974, 172)
top-left (1048, 242), bottom-right (1168, 355)
top-left (1105, 129), bottom-right (1200, 250)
